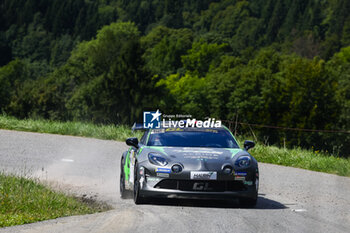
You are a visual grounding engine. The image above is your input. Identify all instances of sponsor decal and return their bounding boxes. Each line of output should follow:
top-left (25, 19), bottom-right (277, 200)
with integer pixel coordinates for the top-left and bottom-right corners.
top-left (244, 181), bottom-right (253, 185)
top-left (173, 148), bottom-right (223, 154)
top-left (156, 173), bottom-right (169, 178)
top-left (146, 177), bottom-right (162, 182)
top-left (234, 176), bottom-right (246, 181)
top-left (180, 149), bottom-right (222, 160)
top-left (192, 182), bottom-right (212, 191)
top-left (190, 171), bottom-right (217, 180)
top-left (184, 154), bottom-right (219, 160)
top-left (235, 172), bottom-right (247, 176)
top-left (151, 129), bottom-right (166, 134)
top-left (155, 167), bottom-right (171, 173)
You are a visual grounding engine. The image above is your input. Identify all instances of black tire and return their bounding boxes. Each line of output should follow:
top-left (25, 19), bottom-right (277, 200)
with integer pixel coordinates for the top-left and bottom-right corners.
top-left (240, 177), bottom-right (259, 207)
top-left (239, 196), bottom-right (257, 207)
top-left (133, 162), bottom-right (146, 204)
top-left (120, 157), bottom-right (127, 199)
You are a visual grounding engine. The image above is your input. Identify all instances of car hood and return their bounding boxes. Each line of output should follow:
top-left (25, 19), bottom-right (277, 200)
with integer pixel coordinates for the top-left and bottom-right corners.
top-left (141, 146), bottom-right (245, 170)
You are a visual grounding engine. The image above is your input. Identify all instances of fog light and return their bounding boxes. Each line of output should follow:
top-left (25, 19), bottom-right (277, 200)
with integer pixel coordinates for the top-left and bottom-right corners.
top-left (223, 165), bottom-right (233, 174)
top-left (172, 164), bottom-right (182, 173)
top-left (139, 167), bottom-right (145, 176)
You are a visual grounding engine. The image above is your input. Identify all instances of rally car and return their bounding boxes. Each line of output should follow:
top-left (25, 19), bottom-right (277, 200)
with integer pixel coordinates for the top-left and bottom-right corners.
top-left (120, 126), bottom-right (259, 206)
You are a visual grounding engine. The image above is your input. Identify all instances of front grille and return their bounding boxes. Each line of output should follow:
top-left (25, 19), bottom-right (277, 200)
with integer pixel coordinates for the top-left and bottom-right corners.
top-left (154, 179), bottom-right (247, 192)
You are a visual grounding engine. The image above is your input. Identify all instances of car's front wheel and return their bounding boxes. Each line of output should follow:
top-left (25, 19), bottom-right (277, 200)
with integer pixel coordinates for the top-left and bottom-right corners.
top-left (240, 181), bottom-right (258, 207)
top-left (239, 196), bottom-right (257, 207)
top-left (120, 157), bottom-right (127, 199)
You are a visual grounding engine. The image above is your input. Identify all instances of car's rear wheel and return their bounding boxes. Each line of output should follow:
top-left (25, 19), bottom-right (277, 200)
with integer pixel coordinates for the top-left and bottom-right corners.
top-left (120, 157), bottom-right (127, 199)
top-left (133, 162), bottom-right (146, 204)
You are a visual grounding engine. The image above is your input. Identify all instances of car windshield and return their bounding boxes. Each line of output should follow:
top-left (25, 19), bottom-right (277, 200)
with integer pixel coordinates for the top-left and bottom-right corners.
top-left (147, 128), bottom-right (239, 148)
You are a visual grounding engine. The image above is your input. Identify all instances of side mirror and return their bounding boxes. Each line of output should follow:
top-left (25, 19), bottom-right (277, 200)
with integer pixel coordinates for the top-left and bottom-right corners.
top-left (126, 137), bottom-right (139, 148)
top-left (244, 140), bottom-right (255, 151)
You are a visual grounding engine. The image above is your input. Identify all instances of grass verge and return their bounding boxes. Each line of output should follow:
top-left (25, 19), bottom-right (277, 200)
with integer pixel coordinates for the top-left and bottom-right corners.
top-left (0, 173), bottom-right (105, 228)
top-left (0, 114), bottom-right (349, 177)
top-left (0, 115), bottom-right (142, 141)
top-left (250, 143), bottom-right (350, 177)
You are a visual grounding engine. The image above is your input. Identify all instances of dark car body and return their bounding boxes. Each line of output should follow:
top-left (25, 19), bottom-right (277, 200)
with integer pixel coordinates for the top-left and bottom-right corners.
top-left (120, 126), bottom-right (259, 206)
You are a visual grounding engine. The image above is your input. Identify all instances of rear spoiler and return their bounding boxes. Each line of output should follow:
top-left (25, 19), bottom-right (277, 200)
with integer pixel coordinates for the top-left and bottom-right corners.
top-left (132, 123), bottom-right (146, 131)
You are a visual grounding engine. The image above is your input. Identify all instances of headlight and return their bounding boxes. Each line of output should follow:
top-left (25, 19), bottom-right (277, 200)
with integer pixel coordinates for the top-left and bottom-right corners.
top-left (235, 156), bottom-right (251, 168)
top-left (148, 153), bottom-right (168, 166)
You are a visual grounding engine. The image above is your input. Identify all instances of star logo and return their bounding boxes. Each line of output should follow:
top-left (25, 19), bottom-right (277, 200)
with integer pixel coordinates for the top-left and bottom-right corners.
top-left (143, 110), bottom-right (162, 129)
top-left (150, 109), bottom-right (162, 122)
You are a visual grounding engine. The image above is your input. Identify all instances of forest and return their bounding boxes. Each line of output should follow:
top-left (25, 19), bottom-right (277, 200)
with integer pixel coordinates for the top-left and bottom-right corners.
top-left (0, 0), bottom-right (349, 157)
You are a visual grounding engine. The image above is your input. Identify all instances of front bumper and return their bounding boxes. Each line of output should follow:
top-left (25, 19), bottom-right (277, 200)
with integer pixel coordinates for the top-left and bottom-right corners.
top-left (138, 166), bottom-right (258, 200)
top-left (140, 183), bottom-right (257, 200)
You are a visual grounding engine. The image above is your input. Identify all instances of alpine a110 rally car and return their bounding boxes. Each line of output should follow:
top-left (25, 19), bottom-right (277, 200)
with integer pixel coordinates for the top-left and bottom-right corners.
top-left (120, 126), bottom-right (259, 206)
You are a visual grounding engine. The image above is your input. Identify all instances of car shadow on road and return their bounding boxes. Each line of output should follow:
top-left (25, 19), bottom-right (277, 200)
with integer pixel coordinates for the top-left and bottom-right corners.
top-left (142, 194), bottom-right (287, 210)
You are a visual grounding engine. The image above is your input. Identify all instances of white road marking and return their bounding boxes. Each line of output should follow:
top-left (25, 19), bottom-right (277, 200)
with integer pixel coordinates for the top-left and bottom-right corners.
top-left (61, 158), bottom-right (74, 162)
top-left (292, 209), bottom-right (307, 212)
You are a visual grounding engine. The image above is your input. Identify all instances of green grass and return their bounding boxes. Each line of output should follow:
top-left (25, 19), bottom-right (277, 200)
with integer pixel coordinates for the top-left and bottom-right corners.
top-left (0, 115), bottom-right (142, 141)
top-left (0, 115), bottom-right (349, 177)
top-left (0, 174), bottom-right (104, 228)
top-left (250, 143), bottom-right (350, 177)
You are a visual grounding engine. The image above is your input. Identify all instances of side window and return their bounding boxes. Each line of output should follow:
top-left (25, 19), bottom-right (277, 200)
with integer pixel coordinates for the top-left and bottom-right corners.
top-left (139, 130), bottom-right (149, 145)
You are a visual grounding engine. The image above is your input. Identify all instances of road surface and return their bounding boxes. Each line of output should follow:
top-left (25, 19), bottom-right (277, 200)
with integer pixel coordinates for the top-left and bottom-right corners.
top-left (0, 129), bottom-right (349, 233)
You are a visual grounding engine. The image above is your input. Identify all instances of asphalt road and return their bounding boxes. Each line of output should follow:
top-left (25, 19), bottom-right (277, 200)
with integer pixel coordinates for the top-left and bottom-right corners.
top-left (0, 129), bottom-right (349, 233)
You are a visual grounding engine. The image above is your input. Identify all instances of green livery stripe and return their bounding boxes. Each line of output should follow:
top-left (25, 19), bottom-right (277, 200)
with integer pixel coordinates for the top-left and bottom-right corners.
top-left (145, 130), bottom-right (151, 145)
top-left (222, 126), bottom-right (243, 157)
top-left (222, 125), bottom-right (240, 147)
top-left (124, 148), bottom-right (131, 182)
top-left (228, 148), bottom-right (242, 158)
top-left (137, 147), bottom-right (143, 156)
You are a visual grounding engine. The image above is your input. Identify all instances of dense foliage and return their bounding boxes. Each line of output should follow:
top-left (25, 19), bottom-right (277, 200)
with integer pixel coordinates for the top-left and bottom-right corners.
top-left (0, 0), bottom-right (349, 156)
